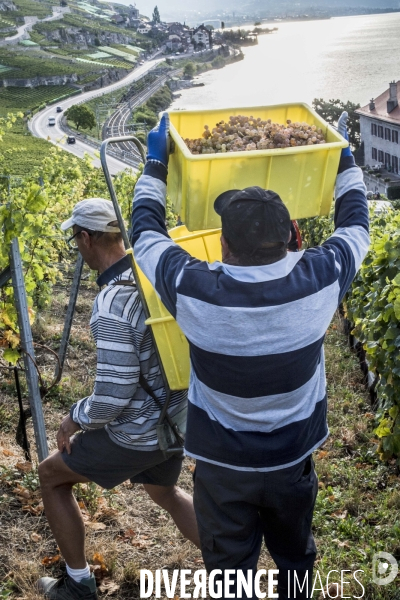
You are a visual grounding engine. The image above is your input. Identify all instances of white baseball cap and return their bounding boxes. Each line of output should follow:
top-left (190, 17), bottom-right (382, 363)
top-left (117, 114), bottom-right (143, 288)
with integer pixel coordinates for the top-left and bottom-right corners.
top-left (61, 198), bottom-right (121, 232)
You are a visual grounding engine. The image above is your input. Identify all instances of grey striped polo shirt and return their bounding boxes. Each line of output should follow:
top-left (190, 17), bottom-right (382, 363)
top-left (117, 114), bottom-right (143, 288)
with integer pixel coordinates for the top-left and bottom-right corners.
top-left (70, 255), bottom-right (187, 451)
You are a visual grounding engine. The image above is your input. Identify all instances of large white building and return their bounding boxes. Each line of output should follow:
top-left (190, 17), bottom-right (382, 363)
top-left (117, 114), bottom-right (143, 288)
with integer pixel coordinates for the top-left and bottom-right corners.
top-left (356, 81), bottom-right (400, 175)
top-left (192, 25), bottom-right (212, 50)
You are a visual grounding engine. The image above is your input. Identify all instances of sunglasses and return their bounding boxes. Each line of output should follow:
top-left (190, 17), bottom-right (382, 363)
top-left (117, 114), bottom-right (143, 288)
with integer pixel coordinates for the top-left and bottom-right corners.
top-left (66, 230), bottom-right (93, 251)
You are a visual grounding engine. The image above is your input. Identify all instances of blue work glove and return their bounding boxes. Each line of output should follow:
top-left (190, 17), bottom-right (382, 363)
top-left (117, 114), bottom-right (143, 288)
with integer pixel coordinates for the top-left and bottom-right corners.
top-left (146, 112), bottom-right (170, 167)
top-left (337, 111), bottom-right (352, 158)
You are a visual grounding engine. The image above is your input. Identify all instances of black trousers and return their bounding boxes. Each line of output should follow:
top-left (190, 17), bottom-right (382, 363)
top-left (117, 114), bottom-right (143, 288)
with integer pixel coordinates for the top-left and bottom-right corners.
top-left (193, 455), bottom-right (318, 600)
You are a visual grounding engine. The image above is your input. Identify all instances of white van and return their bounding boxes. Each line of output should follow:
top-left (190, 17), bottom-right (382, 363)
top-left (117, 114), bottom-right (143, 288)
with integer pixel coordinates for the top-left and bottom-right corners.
top-left (48, 116), bottom-right (56, 126)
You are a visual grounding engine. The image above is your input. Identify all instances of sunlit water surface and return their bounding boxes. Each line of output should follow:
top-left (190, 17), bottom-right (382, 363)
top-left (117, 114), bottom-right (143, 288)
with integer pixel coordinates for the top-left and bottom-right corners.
top-left (170, 12), bottom-right (400, 110)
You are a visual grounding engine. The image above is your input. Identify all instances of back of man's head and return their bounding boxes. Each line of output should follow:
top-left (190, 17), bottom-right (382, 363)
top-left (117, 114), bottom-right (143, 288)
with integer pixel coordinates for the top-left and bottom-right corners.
top-left (214, 187), bottom-right (291, 266)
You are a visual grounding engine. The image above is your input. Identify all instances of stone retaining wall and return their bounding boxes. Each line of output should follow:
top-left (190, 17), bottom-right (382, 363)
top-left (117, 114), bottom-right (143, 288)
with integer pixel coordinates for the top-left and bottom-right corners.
top-left (0, 74), bottom-right (79, 87)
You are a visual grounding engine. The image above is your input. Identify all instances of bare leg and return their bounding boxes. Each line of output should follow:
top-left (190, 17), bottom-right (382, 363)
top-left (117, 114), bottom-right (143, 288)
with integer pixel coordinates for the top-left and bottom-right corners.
top-left (144, 483), bottom-right (201, 548)
top-left (38, 451), bottom-right (90, 569)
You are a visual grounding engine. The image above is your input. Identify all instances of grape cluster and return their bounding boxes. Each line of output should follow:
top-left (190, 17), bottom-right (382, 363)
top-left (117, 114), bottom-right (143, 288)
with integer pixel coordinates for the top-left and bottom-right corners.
top-left (183, 115), bottom-right (327, 154)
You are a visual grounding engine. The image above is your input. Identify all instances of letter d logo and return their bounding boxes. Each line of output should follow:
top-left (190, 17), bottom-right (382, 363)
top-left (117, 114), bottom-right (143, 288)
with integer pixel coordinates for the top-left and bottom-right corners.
top-left (372, 552), bottom-right (398, 585)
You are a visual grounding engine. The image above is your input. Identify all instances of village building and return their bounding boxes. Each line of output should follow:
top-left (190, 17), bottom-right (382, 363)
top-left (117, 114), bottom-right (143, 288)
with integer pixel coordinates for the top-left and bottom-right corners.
top-left (111, 13), bottom-right (125, 25)
top-left (192, 24), bottom-right (212, 50)
top-left (128, 4), bottom-right (139, 19)
top-left (167, 22), bottom-right (186, 36)
top-left (137, 24), bottom-right (151, 34)
top-left (166, 34), bottom-right (182, 52)
top-left (356, 80), bottom-right (400, 197)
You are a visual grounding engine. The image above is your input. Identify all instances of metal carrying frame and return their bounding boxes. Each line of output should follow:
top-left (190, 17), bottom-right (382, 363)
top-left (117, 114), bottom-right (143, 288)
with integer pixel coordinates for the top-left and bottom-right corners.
top-left (100, 137), bottom-right (183, 454)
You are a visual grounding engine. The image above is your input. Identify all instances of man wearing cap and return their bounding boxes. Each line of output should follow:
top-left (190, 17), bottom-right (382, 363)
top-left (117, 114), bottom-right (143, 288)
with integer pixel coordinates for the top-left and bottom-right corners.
top-left (37, 198), bottom-right (199, 600)
top-left (130, 113), bottom-right (369, 599)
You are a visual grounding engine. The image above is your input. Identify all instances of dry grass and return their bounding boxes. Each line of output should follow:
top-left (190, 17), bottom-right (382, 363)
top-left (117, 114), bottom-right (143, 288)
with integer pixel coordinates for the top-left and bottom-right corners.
top-left (1, 285), bottom-right (400, 598)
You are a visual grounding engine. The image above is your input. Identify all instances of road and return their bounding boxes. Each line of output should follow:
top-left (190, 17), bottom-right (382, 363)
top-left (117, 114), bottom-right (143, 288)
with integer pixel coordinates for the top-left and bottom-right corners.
top-left (29, 58), bottom-right (165, 175)
top-left (2, 8), bottom-right (68, 45)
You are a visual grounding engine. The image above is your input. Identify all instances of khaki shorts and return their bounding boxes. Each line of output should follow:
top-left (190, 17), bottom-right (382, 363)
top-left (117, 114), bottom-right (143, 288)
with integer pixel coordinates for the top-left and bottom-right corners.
top-left (61, 427), bottom-right (184, 489)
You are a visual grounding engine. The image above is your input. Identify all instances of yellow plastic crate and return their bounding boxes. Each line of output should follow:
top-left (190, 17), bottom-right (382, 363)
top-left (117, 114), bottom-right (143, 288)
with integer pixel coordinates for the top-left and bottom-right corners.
top-left (134, 225), bottom-right (222, 390)
top-left (167, 103), bottom-right (348, 231)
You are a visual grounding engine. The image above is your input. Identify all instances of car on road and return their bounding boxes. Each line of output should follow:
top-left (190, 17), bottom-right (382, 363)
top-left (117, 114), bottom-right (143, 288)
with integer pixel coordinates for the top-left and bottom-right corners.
top-left (56, 106), bottom-right (63, 113)
top-left (48, 117), bottom-right (56, 126)
top-left (67, 136), bottom-right (76, 144)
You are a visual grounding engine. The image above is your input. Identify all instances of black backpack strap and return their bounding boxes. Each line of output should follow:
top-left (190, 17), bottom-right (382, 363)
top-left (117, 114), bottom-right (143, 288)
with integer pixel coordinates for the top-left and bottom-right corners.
top-left (139, 373), bottom-right (184, 447)
top-left (110, 280), bottom-right (136, 287)
top-left (139, 372), bottom-right (164, 412)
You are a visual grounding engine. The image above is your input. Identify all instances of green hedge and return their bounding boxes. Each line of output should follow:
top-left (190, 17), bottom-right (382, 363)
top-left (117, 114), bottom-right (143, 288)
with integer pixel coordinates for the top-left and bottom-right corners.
top-left (299, 206), bottom-right (400, 463)
top-left (387, 186), bottom-right (400, 200)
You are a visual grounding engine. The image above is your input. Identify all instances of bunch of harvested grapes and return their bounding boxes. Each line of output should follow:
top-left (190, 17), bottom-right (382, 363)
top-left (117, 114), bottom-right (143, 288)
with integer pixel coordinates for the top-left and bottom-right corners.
top-left (183, 115), bottom-right (327, 154)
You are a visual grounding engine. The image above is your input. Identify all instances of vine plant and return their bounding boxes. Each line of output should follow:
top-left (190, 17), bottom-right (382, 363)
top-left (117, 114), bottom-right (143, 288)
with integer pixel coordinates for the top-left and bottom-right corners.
top-left (299, 205), bottom-right (400, 462)
top-left (0, 147), bottom-right (141, 364)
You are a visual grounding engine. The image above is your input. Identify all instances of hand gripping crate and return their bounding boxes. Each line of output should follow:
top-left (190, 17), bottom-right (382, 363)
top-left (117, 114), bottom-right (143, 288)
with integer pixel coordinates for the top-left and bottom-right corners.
top-left (167, 103), bottom-right (348, 231)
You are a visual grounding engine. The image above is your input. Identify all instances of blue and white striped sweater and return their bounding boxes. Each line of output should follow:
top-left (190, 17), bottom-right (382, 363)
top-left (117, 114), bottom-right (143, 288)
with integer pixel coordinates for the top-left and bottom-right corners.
top-left (131, 157), bottom-right (369, 471)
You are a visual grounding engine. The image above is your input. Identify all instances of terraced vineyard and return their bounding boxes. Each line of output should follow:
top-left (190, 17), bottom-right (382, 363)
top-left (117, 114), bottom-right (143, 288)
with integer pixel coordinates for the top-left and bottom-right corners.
top-left (0, 15), bottom-right (16, 26)
top-left (98, 45), bottom-right (137, 63)
top-left (62, 12), bottom-right (134, 35)
top-left (33, 12), bottom-right (137, 38)
top-left (0, 85), bottom-right (81, 113)
top-left (44, 46), bottom-right (96, 57)
top-left (0, 93), bottom-right (81, 177)
top-left (0, 15), bottom-right (17, 37)
top-left (99, 57), bottom-right (133, 69)
top-left (0, 31), bottom-right (16, 39)
top-left (76, 57), bottom-right (119, 68)
top-left (118, 44), bottom-right (145, 56)
top-left (0, 129), bottom-right (63, 176)
top-left (0, 49), bottom-right (106, 79)
top-left (4, 0), bottom-right (53, 20)
top-left (85, 51), bottom-right (113, 60)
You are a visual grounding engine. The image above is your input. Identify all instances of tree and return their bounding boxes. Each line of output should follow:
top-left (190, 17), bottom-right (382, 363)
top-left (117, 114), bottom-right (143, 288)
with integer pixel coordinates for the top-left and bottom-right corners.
top-left (65, 105), bottom-right (96, 131)
top-left (147, 28), bottom-right (168, 44)
top-left (152, 5), bottom-right (160, 23)
top-left (183, 62), bottom-right (195, 79)
top-left (312, 98), bottom-right (361, 150)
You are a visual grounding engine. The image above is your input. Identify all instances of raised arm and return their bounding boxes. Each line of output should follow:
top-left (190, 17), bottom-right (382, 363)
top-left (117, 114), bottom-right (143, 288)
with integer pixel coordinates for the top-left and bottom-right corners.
top-left (322, 112), bottom-right (370, 300)
top-left (131, 114), bottom-right (193, 317)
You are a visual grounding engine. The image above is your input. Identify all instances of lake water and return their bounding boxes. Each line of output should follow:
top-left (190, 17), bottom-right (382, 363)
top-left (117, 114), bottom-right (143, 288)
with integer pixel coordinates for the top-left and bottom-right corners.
top-left (170, 12), bottom-right (400, 111)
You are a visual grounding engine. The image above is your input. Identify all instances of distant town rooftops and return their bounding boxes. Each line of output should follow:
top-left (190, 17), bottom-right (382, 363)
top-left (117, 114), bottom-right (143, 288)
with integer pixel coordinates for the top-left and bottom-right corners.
top-left (356, 81), bottom-right (400, 124)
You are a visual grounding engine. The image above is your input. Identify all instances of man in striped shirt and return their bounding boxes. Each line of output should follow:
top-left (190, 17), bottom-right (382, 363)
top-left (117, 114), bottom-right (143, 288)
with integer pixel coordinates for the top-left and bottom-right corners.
top-left (38, 199), bottom-right (199, 600)
top-left (131, 113), bottom-right (369, 599)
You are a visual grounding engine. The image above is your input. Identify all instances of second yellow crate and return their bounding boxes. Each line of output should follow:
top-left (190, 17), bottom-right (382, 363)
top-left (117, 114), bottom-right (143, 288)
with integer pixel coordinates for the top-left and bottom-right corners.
top-left (134, 225), bottom-right (222, 391)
